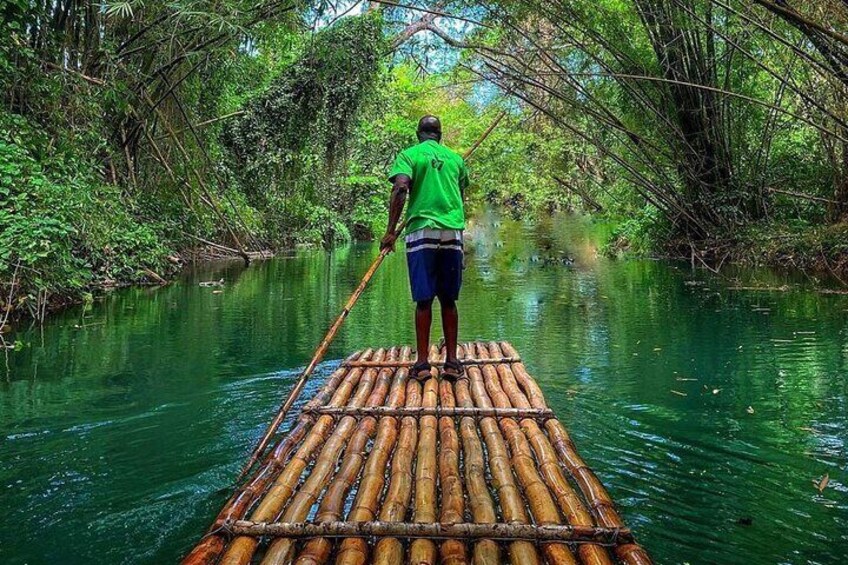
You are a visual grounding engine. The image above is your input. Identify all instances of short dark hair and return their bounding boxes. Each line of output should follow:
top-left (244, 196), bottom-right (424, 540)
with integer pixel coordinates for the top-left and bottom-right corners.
top-left (417, 115), bottom-right (442, 142)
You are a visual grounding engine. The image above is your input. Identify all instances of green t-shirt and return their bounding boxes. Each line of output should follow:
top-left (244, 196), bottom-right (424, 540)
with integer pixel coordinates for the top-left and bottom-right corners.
top-left (388, 139), bottom-right (468, 233)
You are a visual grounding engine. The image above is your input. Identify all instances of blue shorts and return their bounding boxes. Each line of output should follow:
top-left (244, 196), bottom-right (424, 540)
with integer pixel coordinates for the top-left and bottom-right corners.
top-left (405, 229), bottom-right (464, 303)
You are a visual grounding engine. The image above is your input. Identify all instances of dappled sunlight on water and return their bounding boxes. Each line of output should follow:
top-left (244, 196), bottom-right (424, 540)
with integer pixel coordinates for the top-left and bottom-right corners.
top-left (2, 213), bottom-right (847, 563)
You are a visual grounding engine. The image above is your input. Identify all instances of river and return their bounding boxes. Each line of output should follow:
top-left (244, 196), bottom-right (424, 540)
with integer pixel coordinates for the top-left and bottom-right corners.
top-left (2, 213), bottom-right (846, 563)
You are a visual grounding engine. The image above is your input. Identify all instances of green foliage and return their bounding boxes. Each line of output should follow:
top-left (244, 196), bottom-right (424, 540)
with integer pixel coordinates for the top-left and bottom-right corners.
top-left (225, 14), bottom-right (386, 189)
top-left (7, 0), bottom-right (848, 317)
top-left (605, 205), bottom-right (668, 257)
top-left (0, 112), bottom-right (171, 313)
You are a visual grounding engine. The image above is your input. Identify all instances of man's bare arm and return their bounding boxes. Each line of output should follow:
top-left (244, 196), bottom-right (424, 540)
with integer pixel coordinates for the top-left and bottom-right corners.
top-left (380, 174), bottom-right (411, 252)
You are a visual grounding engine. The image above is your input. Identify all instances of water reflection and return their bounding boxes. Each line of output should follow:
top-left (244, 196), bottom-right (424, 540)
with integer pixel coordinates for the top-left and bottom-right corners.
top-left (2, 214), bottom-right (847, 563)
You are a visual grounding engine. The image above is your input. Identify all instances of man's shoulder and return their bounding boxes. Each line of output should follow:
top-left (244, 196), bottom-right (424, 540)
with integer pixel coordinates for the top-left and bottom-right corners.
top-left (401, 142), bottom-right (463, 164)
top-left (445, 144), bottom-right (465, 163)
top-left (396, 144), bottom-right (424, 163)
top-left (432, 143), bottom-right (464, 163)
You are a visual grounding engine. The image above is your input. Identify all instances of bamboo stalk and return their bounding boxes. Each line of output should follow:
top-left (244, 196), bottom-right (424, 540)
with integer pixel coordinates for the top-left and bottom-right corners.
top-left (227, 520), bottom-right (634, 544)
top-left (294, 348), bottom-right (412, 565)
top-left (334, 353), bottom-right (409, 565)
top-left (181, 351), bottom-right (366, 565)
top-left (464, 344), bottom-right (540, 565)
top-left (452, 346), bottom-right (499, 565)
top-left (498, 343), bottom-right (653, 565)
top-left (438, 378), bottom-right (468, 565)
top-left (219, 350), bottom-right (386, 565)
top-left (342, 356), bottom-right (520, 368)
top-left (302, 405), bottom-right (555, 420)
top-left (261, 349), bottom-right (401, 564)
top-left (462, 111), bottom-right (506, 160)
top-left (372, 367), bottom-right (423, 565)
top-left (408, 371), bottom-right (440, 564)
top-left (485, 343), bottom-right (613, 565)
top-left (474, 342), bottom-right (578, 565)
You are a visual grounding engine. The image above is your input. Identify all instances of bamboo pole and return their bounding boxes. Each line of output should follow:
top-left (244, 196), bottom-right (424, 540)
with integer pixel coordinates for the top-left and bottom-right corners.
top-left (372, 364), bottom-right (423, 565)
top-left (342, 356), bottom-right (520, 368)
top-left (261, 349), bottom-right (400, 564)
top-left (182, 351), bottom-right (366, 565)
top-left (219, 350), bottom-right (386, 565)
top-left (485, 342), bottom-right (613, 565)
top-left (498, 342), bottom-right (653, 565)
top-left (239, 221), bottom-right (407, 480)
top-left (474, 342), bottom-right (578, 565)
top-left (294, 348), bottom-right (412, 565)
top-left (452, 346), bottom-right (499, 565)
top-left (408, 364), bottom-right (440, 564)
top-left (464, 343), bottom-right (540, 565)
top-left (438, 378), bottom-right (469, 565)
top-left (334, 353), bottom-right (410, 565)
top-left (462, 111), bottom-right (506, 160)
top-left (228, 520), bottom-right (634, 544)
top-left (302, 405), bottom-right (555, 420)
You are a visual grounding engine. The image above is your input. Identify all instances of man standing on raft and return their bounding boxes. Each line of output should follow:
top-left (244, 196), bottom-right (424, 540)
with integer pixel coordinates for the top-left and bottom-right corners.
top-left (381, 115), bottom-right (469, 381)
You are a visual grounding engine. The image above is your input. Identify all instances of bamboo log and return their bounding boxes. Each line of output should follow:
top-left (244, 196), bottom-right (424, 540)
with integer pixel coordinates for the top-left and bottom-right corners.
top-left (474, 343), bottom-right (577, 565)
top-left (498, 343), bottom-right (547, 408)
top-left (334, 353), bottom-right (409, 565)
top-left (182, 352), bottom-right (365, 565)
top-left (220, 350), bottom-right (386, 565)
top-left (464, 344), bottom-right (540, 565)
top-left (486, 342), bottom-right (612, 565)
top-left (227, 520), bottom-right (634, 544)
top-left (261, 349), bottom-right (400, 564)
top-left (453, 363), bottom-right (500, 565)
top-left (294, 348), bottom-right (411, 565)
top-left (342, 356), bottom-right (520, 368)
top-left (438, 379), bottom-right (468, 565)
top-left (303, 405), bottom-right (555, 420)
top-left (372, 369), bottom-right (423, 565)
top-left (498, 343), bottom-right (653, 565)
top-left (408, 372), bottom-right (440, 564)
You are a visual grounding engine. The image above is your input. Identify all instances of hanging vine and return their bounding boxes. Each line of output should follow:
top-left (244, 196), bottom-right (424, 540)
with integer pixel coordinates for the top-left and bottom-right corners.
top-left (224, 13), bottom-right (387, 196)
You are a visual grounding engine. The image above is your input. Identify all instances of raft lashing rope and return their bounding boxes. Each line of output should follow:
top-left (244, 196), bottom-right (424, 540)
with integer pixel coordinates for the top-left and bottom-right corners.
top-left (183, 341), bottom-right (653, 565)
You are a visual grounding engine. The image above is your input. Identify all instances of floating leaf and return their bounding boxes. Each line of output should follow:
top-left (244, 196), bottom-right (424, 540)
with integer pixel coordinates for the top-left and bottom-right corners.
top-left (814, 474), bottom-right (829, 493)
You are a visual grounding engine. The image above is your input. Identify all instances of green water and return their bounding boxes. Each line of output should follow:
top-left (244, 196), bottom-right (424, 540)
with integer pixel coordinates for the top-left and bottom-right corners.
top-left (2, 214), bottom-right (847, 564)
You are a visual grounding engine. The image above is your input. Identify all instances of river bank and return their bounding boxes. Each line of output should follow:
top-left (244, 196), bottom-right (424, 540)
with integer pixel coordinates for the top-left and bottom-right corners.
top-left (609, 220), bottom-right (848, 291)
top-left (0, 244), bottom-right (274, 328)
top-left (5, 216), bottom-right (848, 329)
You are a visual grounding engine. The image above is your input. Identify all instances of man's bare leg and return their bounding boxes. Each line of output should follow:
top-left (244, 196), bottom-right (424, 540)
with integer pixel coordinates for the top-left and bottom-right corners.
top-left (440, 298), bottom-right (458, 363)
top-left (415, 299), bottom-right (433, 366)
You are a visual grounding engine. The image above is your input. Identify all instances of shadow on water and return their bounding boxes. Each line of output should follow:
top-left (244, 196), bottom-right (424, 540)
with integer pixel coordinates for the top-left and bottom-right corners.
top-left (1, 212), bottom-right (847, 563)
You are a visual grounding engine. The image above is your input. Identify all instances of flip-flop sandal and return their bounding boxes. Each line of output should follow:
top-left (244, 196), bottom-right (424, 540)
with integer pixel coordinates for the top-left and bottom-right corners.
top-left (441, 359), bottom-right (465, 382)
top-left (411, 361), bottom-right (432, 382)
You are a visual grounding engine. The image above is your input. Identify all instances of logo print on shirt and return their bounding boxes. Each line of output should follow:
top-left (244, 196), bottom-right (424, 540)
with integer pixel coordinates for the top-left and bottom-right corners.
top-left (430, 157), bottom-right (444, 171)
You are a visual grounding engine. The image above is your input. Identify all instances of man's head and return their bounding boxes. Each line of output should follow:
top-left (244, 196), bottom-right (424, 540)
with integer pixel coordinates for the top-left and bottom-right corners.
top-left (417, 115), bottom-right (442, 143)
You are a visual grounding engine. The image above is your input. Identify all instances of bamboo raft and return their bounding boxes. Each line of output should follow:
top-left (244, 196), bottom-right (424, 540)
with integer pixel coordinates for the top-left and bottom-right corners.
top-left (184, 341), bottom-right (652, 565)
